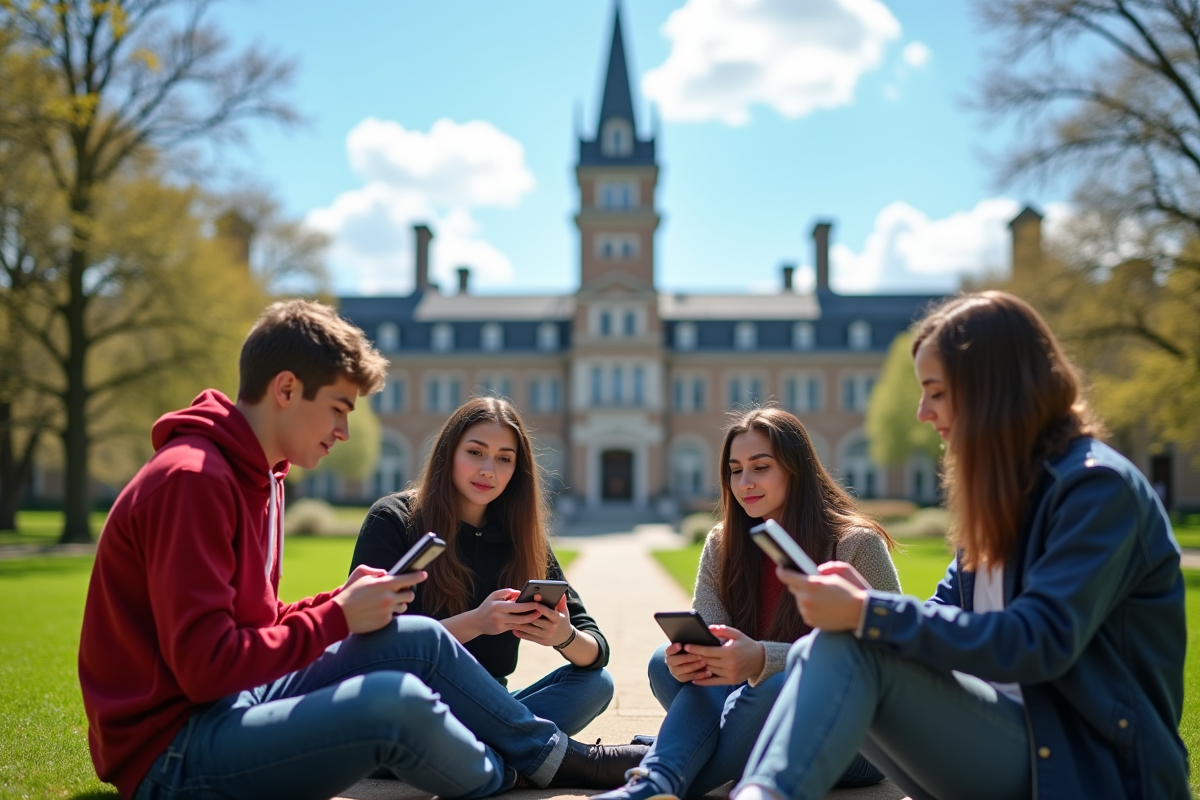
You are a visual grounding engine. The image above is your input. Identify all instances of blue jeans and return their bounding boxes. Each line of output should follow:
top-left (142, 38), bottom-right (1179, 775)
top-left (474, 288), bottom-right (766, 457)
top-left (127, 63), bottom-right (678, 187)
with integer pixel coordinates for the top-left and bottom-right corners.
top-left (513, 664), bottom-right (615, 736)
top-left (643, 643), bottom-right (881, 796)
top-left (134, 616), bottom-right (568, 800)
top-left (737, 632), bottom-right (1031, 800)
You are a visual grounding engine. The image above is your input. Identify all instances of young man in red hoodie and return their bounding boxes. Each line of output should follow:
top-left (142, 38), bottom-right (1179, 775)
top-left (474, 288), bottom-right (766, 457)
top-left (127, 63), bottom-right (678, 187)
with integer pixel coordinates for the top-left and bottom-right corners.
top-left (78, 300), bottom-right (644, 800)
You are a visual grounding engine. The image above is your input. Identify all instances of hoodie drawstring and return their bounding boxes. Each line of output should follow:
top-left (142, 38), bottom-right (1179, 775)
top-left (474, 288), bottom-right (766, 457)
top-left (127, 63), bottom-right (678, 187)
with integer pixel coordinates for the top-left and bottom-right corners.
top-left (265, 472), bottom-right (284, 584)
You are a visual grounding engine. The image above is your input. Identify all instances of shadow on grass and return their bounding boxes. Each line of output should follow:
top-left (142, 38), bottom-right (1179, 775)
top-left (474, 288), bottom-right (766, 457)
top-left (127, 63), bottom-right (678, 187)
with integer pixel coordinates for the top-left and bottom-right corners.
top-left (69, 791), bottom-right (119, 799)
top-left (0, 556), bottom-right (95, 579)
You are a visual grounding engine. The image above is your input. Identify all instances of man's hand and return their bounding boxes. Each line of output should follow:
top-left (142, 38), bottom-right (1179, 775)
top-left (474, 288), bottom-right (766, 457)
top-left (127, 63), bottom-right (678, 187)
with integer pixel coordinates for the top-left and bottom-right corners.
top-left (332, 571), bottom-right (426, 634)
top-left (472, 588), bottom-right (542, 636)
top-left (512, 593), bottom-right (573, 647)
top-left (685, 626), bottom-right (766, 686)
top-left (663, 641), bottom-right (711, 683)
top-left (777, 565), bottom-right (866, 632)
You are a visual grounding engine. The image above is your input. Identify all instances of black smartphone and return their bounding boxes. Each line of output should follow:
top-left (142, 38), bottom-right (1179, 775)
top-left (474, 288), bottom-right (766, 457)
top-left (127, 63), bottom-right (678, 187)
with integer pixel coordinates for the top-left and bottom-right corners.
top-left (388, 532), bottom-right (447, 575)
top-left (514, 579), bottom-right (570, 608)
top-left (654, 610), bottom-right (721, 647)
top-left (749, 519), bottom-right (819, 575)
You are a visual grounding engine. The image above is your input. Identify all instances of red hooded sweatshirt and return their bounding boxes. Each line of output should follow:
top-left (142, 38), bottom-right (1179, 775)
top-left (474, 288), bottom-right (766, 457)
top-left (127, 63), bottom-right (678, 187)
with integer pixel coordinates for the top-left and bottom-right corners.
top-left (78, 390), bottom-right (350, 798)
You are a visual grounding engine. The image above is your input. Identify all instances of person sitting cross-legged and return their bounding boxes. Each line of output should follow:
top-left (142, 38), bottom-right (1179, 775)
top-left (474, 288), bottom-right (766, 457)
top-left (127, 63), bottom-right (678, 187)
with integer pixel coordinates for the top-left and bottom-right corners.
top-left (77, 300), bottom-right (645, 800)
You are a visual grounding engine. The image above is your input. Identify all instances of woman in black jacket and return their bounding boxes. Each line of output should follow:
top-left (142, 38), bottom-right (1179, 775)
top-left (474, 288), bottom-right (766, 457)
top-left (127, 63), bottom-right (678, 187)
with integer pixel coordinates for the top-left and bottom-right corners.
top-left (350, 396), bottom-right (612, 735)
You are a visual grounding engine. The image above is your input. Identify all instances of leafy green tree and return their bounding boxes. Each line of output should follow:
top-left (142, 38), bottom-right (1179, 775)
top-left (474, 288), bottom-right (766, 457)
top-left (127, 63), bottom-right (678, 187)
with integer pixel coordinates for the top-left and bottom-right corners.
top-left (866, 332), bottom-right (943, 467)
top-left (0, 0), bottom-right (297, 542)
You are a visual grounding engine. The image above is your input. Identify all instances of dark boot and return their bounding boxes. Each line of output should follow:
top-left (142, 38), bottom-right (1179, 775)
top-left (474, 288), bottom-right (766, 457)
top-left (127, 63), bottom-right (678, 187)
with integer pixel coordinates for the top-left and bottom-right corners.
top-left (546, 739), bottom-right (650, 789)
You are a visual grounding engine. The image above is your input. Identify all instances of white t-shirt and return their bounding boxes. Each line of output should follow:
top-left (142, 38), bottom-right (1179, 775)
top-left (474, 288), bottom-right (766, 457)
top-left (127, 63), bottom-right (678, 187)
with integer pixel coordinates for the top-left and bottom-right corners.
top-left (966, 565), bottom-right (1024, 705)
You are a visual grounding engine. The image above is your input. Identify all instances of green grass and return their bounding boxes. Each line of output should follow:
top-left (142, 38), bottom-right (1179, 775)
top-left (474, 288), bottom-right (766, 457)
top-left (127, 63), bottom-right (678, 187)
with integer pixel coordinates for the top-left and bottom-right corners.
top-left (0, 535), bottom-right (582, 798)
top-left (652, 535), bottom-right (1199, 793)
top-left (0, 511), bottom-right (110, 547)
top-left (1174, 526), bottom-right (1200, 550)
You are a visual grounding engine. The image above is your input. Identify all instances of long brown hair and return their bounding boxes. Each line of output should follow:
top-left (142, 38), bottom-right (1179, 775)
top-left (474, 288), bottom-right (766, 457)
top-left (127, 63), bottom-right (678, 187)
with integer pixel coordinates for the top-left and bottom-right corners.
top-left (911, 291), bottom-right (1102, 569)
top-left (405, 397), bottom-right (550, 616)
top-left (716, 406), bottom-right (893, 641)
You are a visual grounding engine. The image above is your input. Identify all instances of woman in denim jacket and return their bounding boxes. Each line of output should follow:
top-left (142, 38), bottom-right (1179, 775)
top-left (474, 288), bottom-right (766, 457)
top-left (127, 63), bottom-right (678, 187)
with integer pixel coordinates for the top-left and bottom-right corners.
top-left (733, 291), bottom-right (1188, 800)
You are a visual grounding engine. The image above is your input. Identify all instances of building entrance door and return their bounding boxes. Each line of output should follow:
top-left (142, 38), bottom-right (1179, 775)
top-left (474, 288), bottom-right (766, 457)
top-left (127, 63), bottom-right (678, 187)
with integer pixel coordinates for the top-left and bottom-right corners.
top-left (601, 449), bottom-right (634, 501)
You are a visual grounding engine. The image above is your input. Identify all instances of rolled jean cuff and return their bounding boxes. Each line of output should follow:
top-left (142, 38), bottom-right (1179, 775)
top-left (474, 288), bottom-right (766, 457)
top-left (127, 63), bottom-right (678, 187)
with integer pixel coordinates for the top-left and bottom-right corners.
top-left (527, 730), bottom-right (568, 787)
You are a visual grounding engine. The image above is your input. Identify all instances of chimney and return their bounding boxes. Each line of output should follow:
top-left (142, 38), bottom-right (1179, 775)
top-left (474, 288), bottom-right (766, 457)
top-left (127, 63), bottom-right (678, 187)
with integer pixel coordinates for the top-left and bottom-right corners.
top-left (457, 267), bottom-right (470, 294)
top-left (1008, 206), bottom-right (1044, 286)
top-left (413, 224), bottom-right (434, 293)
top-left (812, 221), bottom-right (832, 291)
top-left (781, 263), bottom-right (795, 292)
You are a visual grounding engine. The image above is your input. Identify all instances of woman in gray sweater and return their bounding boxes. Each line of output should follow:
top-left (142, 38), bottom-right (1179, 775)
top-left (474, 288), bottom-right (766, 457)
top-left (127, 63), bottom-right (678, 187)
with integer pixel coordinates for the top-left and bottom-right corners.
top-left (596, 407), bottom-right (901, 800)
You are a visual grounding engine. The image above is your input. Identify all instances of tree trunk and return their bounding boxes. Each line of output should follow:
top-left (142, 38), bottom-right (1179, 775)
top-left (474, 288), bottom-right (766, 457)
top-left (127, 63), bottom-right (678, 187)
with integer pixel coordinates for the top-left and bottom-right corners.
top-left (59, 206), bottom-right (93, 544)
top-left (0, 399), bottom-right (40, 532)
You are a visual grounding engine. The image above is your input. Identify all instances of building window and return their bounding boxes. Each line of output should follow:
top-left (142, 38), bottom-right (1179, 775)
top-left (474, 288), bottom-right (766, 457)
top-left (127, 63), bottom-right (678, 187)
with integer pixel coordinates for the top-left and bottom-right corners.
top-left (624, 311), bottom-right (637, 337)
top-left (671, 441), bottom-right (707, 498)
top-left (477, 376), bottom-right (511, 400)
top-left (841, 436), bottom-right (884, 499)
top-left (728, 375), bottom-right (763, 408)
top-left (374, 437), bottom-right (408, 497)
top-left (431, 323), bottom-right (454, 352)
top-left (673, 375), bottom-right (706, 412)
top-left (675, 322), bottom-right (697, 350)
top-left (537, 322), bottom-right (559, 351)
top-left (481, 323), bottom-right (503, 352)
top-left (600, 311), bottom-right (612, 337)
top-left (426, 376), bottom-right (461, 413)
top-left (848, 320), bottom-right (871, 351)
top-left (734, 322), bottom-right (757, 350)
top-left (601, 118), bottom-right (634, 157)
top-left (598, 181), bottom-right (637, 209)
top-left (633, 366), bottom-right (645, 406)
top-left (842, 373), bottom-right (876, 413)
top-left (612, 366), bottom-right (624, 405)
top-left (377, 323), bottom-right (400, 353)
top-left (591, 366), bottom-right (603, 407)
top-left (785, 374), bottom-right (822, 413)
top-left (595, 234), bottom-right (639, 261)
top-left (793, 321), bottom-right (815, 351)
top-left (372, 378), bottom-right (405, 414)
top-left (530, 377), bottom-right (562, 413)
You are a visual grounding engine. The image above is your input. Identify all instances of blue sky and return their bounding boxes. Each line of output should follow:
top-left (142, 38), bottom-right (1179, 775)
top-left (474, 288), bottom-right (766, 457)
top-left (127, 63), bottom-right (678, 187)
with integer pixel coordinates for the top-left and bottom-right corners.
top-left (212, 0), bottom-right (1059, 296)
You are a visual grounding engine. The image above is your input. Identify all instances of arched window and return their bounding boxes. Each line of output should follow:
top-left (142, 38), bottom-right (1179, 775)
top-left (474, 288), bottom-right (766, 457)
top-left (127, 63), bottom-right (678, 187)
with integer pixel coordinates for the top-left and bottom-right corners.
top-left (601, 118), bottom-right (634, 157)
top-left (431, 323), bottom-right (454, 352)
top-left (377, 322), bottom-right (400, 353)
top-left (537, 322), bottom-right (560, 351)
top-left (675, 322), bottom-right (697, 350)
top-left (734, 322), bottom-right (757, 350)
top-left (839, 434), bottom-right (885, 499)
top-left (848, 320), bottom-right (871, 351)
top-left (481, 323), bottom-right (503, 352)
top-left (792, 321), bottom-right (815, 350)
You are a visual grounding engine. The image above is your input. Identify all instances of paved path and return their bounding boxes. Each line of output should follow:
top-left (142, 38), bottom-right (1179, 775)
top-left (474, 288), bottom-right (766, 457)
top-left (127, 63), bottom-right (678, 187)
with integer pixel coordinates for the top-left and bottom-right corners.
top-left (336, 526), bottom-right (906, 800)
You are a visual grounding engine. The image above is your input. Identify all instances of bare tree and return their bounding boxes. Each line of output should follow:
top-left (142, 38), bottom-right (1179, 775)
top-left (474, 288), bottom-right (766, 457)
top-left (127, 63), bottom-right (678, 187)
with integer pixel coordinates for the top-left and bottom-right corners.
top-left (0, 0), bottom-right (297, 542)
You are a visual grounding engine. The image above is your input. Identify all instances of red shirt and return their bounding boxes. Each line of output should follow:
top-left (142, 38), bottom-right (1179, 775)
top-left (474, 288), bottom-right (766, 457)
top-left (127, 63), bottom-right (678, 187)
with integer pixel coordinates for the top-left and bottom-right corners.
top-left (78, 390), bottom-right (349, 798)
top-left (758, 551), bottom-right (787, 635)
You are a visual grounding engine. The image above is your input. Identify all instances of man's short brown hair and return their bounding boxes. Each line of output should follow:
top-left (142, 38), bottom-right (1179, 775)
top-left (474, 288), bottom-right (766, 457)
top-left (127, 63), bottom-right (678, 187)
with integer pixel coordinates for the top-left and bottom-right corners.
top-left (238, 300), bottom-right (389, 402)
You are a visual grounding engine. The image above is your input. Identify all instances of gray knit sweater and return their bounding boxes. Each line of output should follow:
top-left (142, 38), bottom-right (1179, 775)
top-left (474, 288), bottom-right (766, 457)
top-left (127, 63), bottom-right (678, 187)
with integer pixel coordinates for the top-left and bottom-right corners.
top-left (692, 525), bottom-right (901, 686)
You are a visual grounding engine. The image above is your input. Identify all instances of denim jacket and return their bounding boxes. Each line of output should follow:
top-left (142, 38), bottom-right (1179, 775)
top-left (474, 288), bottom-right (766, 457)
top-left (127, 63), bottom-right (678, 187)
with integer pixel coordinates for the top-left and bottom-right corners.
top-left (860, 438), bottom-right (1188, 799)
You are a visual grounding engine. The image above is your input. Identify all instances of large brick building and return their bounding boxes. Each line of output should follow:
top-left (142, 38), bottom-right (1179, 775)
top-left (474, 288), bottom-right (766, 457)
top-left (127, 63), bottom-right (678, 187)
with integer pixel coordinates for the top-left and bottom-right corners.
top-left (330, 9), bottom-right (940, 519)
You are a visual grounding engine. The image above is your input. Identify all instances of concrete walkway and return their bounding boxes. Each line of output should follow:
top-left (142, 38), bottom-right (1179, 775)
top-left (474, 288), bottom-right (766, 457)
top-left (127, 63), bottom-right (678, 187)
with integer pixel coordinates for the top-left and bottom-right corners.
top-left (335, 526), bottom-right (906, 800)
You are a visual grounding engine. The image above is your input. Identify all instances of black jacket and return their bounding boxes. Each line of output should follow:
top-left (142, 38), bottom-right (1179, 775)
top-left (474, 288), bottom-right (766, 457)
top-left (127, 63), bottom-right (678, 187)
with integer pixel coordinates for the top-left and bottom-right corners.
top-left (350, 492), bottom-right (610, 686)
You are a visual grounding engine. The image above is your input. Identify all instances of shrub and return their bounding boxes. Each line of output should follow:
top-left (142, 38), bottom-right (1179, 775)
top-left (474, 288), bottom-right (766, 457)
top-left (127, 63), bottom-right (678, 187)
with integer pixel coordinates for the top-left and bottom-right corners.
top-left (858, 499), bottom-right (919, 522)
top-left (885, 508), bottom-right (951, 539)
top-left (681, 511), bottom-right (718, 544)
top-left (285, 498), bottom-right (338, 536)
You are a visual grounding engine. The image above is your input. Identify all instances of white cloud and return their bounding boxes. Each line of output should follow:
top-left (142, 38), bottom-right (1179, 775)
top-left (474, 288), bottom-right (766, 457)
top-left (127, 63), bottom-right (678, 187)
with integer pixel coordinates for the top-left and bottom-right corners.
top-left (901, 41), bottom-right (931, 68)
top-left (308, 118), bottom-right (534, 295)
top-left (828, 198), bottom-right (1022, 293)
top-left (643, 0), bottom-right (901, 125)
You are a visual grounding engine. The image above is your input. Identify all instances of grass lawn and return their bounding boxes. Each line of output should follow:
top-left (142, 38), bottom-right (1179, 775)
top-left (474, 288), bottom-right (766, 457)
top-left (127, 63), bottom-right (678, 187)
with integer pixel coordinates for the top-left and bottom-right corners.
top-left (652, 535), bottom-right (1200, 794)
top-left (0, 535), bottom-right (579, 798)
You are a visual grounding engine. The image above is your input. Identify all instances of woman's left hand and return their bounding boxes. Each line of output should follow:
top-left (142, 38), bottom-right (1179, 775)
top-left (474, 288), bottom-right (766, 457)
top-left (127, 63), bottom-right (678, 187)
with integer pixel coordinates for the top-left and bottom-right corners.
top-left (512, 593), bottom-right (574, 647)
top-left (777, 566), bottom-right (867, 632)
top-left (684, 626), bottom-right (766, 686)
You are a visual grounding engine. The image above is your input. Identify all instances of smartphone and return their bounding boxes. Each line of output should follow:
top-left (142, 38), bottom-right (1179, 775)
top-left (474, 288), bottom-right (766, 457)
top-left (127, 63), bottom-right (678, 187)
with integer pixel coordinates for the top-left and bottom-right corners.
top-left (654, 611), bottom-right (721, 647)
top-left (514, 579), bottom-right (570, 608)
top-left (388, 532), bottom-right (447, 575)
top-left (749, 519), bottom-right (819, 575)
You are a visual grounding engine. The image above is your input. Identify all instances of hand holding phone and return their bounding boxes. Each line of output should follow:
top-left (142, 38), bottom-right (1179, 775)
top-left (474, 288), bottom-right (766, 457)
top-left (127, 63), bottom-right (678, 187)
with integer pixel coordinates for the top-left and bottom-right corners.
top-left (654, 610), bottom-right (721, 646)
top-left (514, 579), bottom-right (570, 608)
top-left (389, 532), bottom-right (447, 575)
top-left (749, 519), bottom-right (819, 575)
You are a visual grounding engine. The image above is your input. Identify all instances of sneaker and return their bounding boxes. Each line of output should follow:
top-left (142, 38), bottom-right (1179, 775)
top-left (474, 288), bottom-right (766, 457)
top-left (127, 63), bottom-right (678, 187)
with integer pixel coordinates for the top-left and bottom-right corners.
top-left (547, 739), bottom-right (651, 789)
top-left (590, 768), bottom-right (679, 800)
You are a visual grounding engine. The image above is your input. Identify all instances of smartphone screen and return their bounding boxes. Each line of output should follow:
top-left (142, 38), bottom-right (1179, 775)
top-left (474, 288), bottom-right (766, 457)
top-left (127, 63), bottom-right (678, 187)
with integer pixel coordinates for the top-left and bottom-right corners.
top-left (749, 519), bottom-right (819, 575)
top-left (389, 532), bottom-right (447, 575)
top-left (515, 579), bottom-right (570, 607)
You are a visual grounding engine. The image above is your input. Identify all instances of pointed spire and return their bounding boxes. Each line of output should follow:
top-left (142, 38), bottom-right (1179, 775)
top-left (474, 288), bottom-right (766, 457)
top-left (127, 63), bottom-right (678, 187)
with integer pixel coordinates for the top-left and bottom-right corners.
top-left (598, 3), bottom-right (636, 135)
